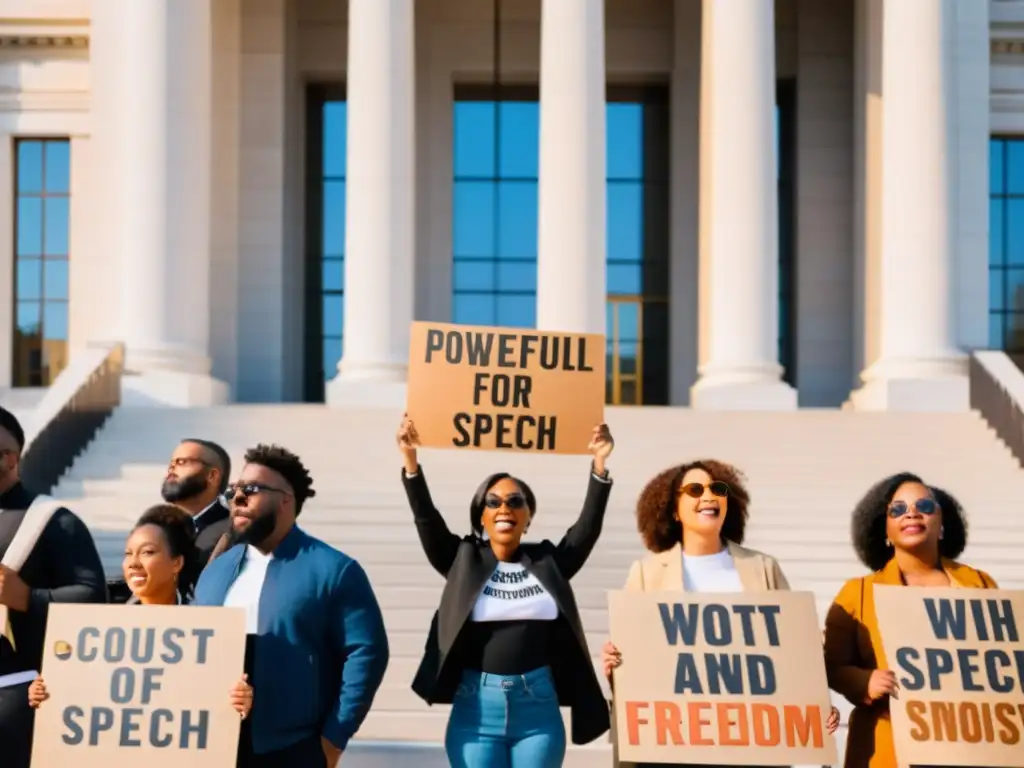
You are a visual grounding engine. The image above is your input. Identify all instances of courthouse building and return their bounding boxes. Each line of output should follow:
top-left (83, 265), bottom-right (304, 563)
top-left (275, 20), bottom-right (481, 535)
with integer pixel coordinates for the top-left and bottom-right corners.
top-left (3, 0), bottom-right (1024, 409)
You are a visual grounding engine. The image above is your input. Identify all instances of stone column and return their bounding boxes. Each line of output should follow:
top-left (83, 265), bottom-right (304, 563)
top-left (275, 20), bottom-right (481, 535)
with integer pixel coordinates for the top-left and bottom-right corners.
top-left (536, 0), bottom-right (606, 335)
top-left (327, 0), bottom-right (415, 406)
top-left (690, 0), bottom-right (796, 410)
top-left (849, 0), bottom-right (967, 411)
top-left (91, 0), bottom-right (227, 406)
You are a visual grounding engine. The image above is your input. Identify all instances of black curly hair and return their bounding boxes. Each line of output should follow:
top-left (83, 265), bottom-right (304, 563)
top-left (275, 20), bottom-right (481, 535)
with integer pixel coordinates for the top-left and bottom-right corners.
top-left (244, 443), bottom-right (317, 514)
top-left (851, 471), bottom-right (968, 571)
top-left (635, 460), bottom-right (751, 553)
top-left (134, 504), bottom-right (200, 596)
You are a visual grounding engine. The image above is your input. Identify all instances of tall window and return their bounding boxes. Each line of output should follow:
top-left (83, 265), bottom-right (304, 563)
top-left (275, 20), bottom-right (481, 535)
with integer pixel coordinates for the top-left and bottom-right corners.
top-left (13, 139), bottom-right (70, 387)
top-left (452, 86), bottom-right (538, 328)
top-left (989, 137), bottom-right (1024, 354)
top-left (304, 86), bottom-right (347, 401)
top-left (777, 82), bottom-right (796, 385)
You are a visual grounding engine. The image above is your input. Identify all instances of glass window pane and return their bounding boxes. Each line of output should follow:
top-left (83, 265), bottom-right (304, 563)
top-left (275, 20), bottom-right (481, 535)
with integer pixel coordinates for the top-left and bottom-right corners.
top-left (16, 259), bottom-right (42, 301)
top-left (323, 294), bottom-right (343, 334)
top-left (16, 197), bottom-right (42, 256)
top-left (44, 258), bottom-right (68, 301)
top-left (44, 197), bottom-right (69, 256)
top-left (322, 258), bottom-right (343, 293)
top-left (991, 139), bottom-right (1005, 196)
top-left (454, 260), bottom-right (494, 292)
top-left (990, 268), bottom-right (1005, 312)
top-left (323, 101), bottom-right (348, 178)
top-left (615, 302), bottom-right (640, 342)
top-left (607, 262), bottom-right (642, 295)
top-left (322, 336), bottom-right (342, 379)
top-left (16, 142), bottom-right (42, 194)
top-left (607, 182), bottom-right (643, 264)
top-left (453, 181), bottom-right (495, 257)
top-left (1008, 200), bottom-right (1024, 266)
top-left (1008, 140), bottom-right (1024, 195)
top-left (43, 339), bottom-right (69, 383)
top-left (453, 294), bottom-right (494, 326)
top-left (607, 103), bottom-right (643, 180)
top-left (496, 293), bottom-right (536, 329)
top-left (497, 181), bottom-right (537, 259)
top-left (44, 141), bottom-right (70, 194)
top-left (990, 312), bottom-right (1005, 349)
top-left (42, 301), bottom-right (68, 340)
top-left (991, 197), bottom-right (1005, 266)
top-left (1008, 313), bottom-right (1024, 352)
top-left (496, 260), bottom-right (536, 293)
top-left (323, 180), bottom-right (346, 256)
top-left (454, 102), bottom-right (496, 178)
top-left (1007, 269), bottom-right (1024, 312)
top-left (16, 301), bottom-right (40, 335)
top-left (498, 102), bottom-right (539, 178)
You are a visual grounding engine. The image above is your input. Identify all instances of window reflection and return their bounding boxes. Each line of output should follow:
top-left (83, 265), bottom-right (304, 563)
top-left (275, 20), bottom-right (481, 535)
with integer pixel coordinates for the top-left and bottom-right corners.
top-left (13, 139), bottom-right (71, 387)
top-left (990, 137), bottom-right (1024, 358)
top-left (304, 89), bottom-right (347, 401)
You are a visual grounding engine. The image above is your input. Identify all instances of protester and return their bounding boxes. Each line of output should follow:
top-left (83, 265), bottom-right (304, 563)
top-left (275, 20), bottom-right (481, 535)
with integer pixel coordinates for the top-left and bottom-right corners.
top-left (602, 460), bottom-right (839, 767)
top-left (397, 415), bottom-right (614, 768)
top-left (27, 503), bottom-right (253, 715)
top-left (0, 406), bottom-right (107, 768)
top-left (194, 444), bottom-right (389, 768)
top-left (823, 472), bottom-right (998, 768)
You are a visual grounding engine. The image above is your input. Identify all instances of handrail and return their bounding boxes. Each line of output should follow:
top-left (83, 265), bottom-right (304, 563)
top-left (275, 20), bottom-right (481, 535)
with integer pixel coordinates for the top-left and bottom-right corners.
top-left (19, 342), bottom-right (125, 493)
top-left (969, 351), bottom-right (1024, 467)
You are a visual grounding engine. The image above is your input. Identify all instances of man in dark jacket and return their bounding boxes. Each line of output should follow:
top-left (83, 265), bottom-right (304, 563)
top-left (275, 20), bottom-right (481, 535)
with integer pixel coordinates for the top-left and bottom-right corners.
top-left (0, 406), bottom-right (107, 768)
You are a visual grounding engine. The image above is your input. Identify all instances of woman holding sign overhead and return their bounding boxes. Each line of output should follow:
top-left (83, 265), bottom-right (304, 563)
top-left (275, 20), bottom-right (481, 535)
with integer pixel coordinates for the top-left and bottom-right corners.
top-left (397, 415), bottom-right (613, 768)
top-left (602, 460), bottom-right (839, 767)
top-left (823, 472), bottom-right (998, 768)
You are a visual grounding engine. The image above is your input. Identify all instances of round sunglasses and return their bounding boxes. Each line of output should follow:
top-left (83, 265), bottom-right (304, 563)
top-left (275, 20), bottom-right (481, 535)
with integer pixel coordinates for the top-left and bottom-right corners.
top-left (679, 481), bottom-right (730, 499)
top-left (887, 498), bottom-right (938, 518)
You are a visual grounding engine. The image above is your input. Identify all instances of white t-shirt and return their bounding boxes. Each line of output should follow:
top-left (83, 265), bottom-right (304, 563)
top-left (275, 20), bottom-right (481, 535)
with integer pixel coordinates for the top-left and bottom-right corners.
top-left (471, 561), bottom-right (558, 622)
top-left (682, 548), bottom-right (744, 593)
top-left (223, 545), bottom-right (273, 633)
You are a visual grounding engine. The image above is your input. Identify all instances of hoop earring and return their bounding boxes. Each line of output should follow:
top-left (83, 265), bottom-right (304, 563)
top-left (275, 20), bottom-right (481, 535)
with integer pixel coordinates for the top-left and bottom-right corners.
top-left (939, 526), bottom-right (944, 540)
top-left (885, 538), bottom-right (892, 548)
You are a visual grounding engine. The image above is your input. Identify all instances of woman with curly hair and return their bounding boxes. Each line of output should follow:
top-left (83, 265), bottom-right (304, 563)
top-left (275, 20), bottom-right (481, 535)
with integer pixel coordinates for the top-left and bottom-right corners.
top-left (823, 471), bottom-right (999, 768)
top-left (602, 460), bottom-right (838, 767)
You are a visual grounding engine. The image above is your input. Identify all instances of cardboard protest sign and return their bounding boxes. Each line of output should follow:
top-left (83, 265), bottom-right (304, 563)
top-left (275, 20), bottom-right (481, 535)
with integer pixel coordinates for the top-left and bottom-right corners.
top-left (608, 591), bottom-right (837, 765)
top-left (31, 604), bottom-right (246, 767)
top-left (874, 586), bottom-right (1024, 767)
top-left (406, 321), bottom-right (605, 454)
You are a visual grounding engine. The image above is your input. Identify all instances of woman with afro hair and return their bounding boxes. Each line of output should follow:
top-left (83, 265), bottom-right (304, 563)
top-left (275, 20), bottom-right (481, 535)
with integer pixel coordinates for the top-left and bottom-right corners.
top-left (823, 471), bottom-right (999, 768)
top-left (602, 460), bottom-right (838, 767)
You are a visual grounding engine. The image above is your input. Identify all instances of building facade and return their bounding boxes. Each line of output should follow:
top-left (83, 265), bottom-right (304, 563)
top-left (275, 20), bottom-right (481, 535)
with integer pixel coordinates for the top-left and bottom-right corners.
top-left (4, 0), bottom-right (1024, 408)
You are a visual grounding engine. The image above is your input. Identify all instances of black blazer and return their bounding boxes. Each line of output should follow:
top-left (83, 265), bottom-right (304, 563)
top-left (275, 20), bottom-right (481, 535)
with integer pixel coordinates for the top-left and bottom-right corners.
top-left (403, 466), bottom-right (612, 746)
top-left (193, 501), bottom-right (230, 565)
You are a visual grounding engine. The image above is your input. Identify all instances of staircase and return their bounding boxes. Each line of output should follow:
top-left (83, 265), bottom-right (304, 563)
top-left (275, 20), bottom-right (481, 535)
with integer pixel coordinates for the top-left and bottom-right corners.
top-left (49, 405), bottom-right (1024, 765)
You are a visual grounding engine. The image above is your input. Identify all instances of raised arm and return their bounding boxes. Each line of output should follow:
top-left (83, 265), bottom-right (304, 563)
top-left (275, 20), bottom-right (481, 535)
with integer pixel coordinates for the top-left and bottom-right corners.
top-left (398, 416), bottom-right (461, 576)
top-left (26, 509), bottom-right (107, 613)
top-left (823, 578), bottom-right (873, 706)
top-left (553, 424), bottom-right (614, 579)
top-left (323, 559), bottom-right (390, 755)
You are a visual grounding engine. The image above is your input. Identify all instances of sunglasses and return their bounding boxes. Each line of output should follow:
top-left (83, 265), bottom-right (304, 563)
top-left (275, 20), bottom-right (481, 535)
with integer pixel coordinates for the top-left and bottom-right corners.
top-left (226, 483), bottom-right (290, 498)
top-left (679, 481), bottom-right (730, 499)
top-left (887, 498), bottom-right (938, 518)
top-left (484, 494), bottom-right (527, 511)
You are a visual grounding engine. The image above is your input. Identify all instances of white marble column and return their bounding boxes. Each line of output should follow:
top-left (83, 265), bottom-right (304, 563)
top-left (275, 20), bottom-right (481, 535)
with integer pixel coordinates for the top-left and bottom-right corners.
top-left (91, 0), bottom-right (227, 406)
top-left (327, 0), bottom-right (415, 406)
top-left (849, 0), bottom-right (967, 411)
top-left (536, 0), bottom-right (606, 335)
top-left (690, 0), bottom-right (796, 410)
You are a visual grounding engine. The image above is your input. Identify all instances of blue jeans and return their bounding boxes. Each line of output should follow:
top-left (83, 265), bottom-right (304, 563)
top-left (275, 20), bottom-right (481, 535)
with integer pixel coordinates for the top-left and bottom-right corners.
top-left (445, 667), bottom-right (567, 768)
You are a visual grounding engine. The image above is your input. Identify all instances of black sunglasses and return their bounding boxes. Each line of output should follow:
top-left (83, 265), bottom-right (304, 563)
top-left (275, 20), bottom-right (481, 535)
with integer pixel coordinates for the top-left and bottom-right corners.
top-left (484, 493), bottom-right (527, 511)
top-left (887, 498), bottom-right (939, 518)
top-left (679, 481), bottom-right (730, 499)
top-left (226, 483), bottom-right (290, 499)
